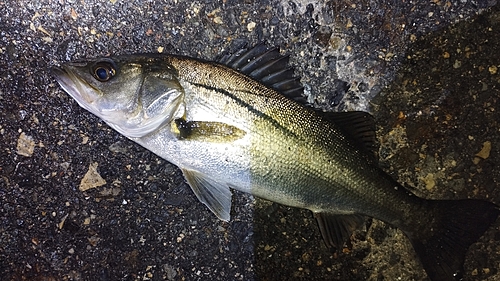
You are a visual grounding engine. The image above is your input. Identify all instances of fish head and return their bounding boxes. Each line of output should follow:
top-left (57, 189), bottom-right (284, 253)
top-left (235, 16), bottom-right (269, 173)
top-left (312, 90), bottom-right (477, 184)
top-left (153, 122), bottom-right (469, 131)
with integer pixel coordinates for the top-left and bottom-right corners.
top-left (52, 55), bottom-right (184, 138)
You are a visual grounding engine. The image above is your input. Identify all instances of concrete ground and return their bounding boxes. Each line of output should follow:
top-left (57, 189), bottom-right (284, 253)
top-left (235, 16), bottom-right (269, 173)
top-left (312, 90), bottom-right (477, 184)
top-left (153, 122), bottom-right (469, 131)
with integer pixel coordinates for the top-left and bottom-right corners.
top-left (1, 1), bottom-right (499, 280)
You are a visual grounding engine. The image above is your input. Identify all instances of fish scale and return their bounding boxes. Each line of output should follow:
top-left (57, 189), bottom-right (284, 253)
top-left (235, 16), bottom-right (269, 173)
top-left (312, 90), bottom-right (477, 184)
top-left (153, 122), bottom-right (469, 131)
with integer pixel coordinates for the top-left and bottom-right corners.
top-left (53, 45), bottom-right (499, 281)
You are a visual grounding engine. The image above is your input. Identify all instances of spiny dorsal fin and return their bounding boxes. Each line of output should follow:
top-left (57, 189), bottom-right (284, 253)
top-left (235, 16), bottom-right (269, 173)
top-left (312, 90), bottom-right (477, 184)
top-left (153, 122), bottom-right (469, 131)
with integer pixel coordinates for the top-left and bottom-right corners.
top-left (322, 111), bottom-right (378, 159)
top-left (218, 43), bottom-right (305, 103)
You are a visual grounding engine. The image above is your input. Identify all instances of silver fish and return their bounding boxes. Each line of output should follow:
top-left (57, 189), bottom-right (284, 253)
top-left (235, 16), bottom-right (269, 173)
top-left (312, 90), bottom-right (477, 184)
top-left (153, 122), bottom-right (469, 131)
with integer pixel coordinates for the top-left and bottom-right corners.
top-left (52, 44), bottom-right (499, 280)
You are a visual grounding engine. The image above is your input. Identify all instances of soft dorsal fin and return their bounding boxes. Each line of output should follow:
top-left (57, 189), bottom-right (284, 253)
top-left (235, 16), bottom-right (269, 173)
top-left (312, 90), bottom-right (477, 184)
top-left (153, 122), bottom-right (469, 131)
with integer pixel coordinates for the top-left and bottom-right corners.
top-left (322, 111), bottom-right (378, 158)
top-left (218, 43), bottom-right (305, 103)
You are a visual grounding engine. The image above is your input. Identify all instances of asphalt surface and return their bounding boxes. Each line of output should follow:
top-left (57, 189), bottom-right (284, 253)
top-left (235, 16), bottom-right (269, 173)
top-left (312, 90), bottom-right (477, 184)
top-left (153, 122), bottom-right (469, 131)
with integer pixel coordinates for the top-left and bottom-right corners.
top-left (1, 1), bottom-right (500, 280)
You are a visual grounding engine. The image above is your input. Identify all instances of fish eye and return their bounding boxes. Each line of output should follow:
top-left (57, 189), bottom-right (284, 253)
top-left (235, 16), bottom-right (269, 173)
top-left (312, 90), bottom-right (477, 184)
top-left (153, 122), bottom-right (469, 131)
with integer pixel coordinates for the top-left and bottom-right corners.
top-left (92, 61), bottom-right (116, 82)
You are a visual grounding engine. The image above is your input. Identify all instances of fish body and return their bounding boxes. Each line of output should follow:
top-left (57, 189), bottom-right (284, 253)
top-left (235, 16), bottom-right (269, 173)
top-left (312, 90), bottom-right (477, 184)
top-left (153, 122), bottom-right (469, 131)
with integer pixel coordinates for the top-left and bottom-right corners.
top-left (53, 45), bottom-right (499, 281)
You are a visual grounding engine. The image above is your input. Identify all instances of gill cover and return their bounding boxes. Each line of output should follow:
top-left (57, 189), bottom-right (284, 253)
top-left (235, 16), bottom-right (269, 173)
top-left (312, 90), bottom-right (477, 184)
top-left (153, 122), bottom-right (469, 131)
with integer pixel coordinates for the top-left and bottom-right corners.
top-left (119, 66), bottom-right (184, 138)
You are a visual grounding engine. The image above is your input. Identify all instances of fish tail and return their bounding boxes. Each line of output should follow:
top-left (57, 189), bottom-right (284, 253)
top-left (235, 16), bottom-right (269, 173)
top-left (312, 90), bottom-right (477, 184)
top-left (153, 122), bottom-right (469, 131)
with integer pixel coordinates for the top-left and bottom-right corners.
top-left (406, 199), bottom-right (499, 281)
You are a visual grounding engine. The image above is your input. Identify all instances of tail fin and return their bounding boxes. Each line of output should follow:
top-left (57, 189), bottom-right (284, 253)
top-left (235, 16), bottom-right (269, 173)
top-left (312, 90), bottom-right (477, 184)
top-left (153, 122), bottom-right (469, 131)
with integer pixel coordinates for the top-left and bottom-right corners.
top-left (406, 199), bottom-right (499, 281)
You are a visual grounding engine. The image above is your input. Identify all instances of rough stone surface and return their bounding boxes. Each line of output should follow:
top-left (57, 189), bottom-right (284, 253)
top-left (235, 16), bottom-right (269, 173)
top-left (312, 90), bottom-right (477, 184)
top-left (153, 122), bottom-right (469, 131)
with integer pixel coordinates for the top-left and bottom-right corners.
top-left (1, 1), bottom-right (499, 280)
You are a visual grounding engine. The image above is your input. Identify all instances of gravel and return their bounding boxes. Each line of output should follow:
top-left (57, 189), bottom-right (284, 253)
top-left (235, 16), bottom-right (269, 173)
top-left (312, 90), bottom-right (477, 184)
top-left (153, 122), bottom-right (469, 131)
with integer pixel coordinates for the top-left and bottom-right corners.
top-left (1, 1), bottom-right (499, 280)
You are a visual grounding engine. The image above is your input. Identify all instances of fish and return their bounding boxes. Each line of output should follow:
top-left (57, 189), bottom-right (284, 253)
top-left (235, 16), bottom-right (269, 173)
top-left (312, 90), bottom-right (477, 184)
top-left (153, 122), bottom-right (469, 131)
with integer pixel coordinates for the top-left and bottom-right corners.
top-left (52, 44), bottom-right (499, 281)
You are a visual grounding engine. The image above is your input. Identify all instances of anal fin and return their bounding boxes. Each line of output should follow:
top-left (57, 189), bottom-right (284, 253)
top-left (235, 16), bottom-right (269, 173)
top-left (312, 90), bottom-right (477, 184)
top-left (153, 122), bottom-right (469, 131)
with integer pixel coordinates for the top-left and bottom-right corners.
top-left (182, 169), bottom-right (232, 221)
top-left (313, 212), bottom-right (366, 250)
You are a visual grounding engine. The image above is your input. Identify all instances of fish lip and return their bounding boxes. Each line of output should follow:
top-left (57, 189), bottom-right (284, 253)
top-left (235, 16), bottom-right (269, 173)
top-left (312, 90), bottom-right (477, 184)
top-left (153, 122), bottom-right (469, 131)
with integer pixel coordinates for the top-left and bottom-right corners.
top-left (51, 64), bottom-right (101, 113)
top-left (51, 66), bottom-right (75, 95)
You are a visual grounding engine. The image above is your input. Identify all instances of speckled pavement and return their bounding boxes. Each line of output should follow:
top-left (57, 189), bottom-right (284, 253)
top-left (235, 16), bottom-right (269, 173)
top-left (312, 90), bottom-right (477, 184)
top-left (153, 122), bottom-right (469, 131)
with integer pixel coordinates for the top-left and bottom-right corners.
top-left (1, 1), bottom-right (500, 280)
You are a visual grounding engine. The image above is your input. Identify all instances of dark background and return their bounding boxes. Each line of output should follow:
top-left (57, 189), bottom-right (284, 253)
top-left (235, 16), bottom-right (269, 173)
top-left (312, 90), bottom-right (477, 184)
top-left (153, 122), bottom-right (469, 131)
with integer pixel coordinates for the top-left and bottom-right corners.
top-left (1, 1), bottom-right (500, 280)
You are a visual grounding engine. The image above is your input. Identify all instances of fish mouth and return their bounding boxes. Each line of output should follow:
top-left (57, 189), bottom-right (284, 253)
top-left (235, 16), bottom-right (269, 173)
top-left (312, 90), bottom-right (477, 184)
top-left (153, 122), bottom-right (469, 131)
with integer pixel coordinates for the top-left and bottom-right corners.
top-left (51, 65), bottom-right (101, 113)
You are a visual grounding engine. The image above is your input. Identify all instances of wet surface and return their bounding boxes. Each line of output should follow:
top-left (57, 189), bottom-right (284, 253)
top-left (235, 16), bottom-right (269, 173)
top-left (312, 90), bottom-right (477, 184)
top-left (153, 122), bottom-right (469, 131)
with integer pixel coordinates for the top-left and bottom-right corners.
top-left (1, 1), bottom-right (500, 280)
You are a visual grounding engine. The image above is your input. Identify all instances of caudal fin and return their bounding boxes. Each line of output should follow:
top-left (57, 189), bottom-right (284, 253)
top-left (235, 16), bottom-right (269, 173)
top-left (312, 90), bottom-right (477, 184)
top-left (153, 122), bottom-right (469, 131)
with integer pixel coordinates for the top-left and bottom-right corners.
top-left (407, 199), bottom-right (499, 281)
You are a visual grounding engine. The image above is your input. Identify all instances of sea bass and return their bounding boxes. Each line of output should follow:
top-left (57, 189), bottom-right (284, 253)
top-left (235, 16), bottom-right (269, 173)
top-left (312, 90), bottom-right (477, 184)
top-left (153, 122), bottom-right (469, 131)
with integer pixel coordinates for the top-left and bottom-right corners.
top-left (52, 44), bottom-right (499, 280)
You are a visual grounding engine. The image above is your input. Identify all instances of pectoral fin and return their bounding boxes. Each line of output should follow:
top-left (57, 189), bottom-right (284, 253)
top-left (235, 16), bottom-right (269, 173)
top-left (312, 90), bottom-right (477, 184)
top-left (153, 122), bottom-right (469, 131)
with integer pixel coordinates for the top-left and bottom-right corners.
top-left (173, 119), bottom-right (246, 143)
top-left (182, 169), bottom-right (232, 221)
top-left (313, 212), bottom-right (366, 249)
